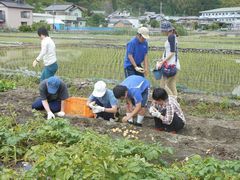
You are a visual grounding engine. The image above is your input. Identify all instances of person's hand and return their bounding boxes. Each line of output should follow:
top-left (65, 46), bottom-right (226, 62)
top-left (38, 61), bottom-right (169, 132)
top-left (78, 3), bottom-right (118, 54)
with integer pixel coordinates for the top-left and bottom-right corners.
top-left (149, 106), bottom-right (157, 114)
top-left (92, 105), bottom-right (105, 113)
top-left (56, 111), bottom-right (65, 117)
top-left (122, 115), bottom-right (130, 123)
top-left (47, 111), bottom-right (55, 120)
top-left (156, 61), bottom-right (164, 69)
top-left (33, 60), bottom-right (38, 67)
top-left (88, 101), bottom-right (96, 109)
top-left (151, 111), bottom-right (161, 118)
top-left (135, 66), bottom-right (145, 73)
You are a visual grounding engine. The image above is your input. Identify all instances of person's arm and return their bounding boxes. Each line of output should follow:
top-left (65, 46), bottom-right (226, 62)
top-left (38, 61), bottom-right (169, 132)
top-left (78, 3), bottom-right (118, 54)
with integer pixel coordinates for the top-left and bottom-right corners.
top-left (162, 35), bottom-right (176, 64)
top-left (36, 39), bottom-right (48, 61)
top-left (143, 54), bottom-right (148, 76)
top-left (60, 100), bottom-right (64, 112)
top-left (128, 54), bottom-right (137, 68)
top-left (122, 103), bottom-right (141, 122)
top-left (42, 100), bottom-right (51, 113)
top-left (104, 105), bottom-right (117, 113)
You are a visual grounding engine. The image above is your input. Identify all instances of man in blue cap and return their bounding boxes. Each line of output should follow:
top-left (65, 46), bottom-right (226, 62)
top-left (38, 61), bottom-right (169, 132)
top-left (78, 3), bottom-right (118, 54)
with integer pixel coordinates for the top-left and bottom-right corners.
top-left (113, 75), bottom-right (150, 127)
top-left (32, 76), bottom-right (69, 119)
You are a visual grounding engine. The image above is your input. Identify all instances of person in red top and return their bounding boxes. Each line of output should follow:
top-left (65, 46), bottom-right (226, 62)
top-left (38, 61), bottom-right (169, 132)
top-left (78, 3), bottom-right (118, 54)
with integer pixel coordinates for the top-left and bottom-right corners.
top-left (149, 88), bottom-right (185, 133)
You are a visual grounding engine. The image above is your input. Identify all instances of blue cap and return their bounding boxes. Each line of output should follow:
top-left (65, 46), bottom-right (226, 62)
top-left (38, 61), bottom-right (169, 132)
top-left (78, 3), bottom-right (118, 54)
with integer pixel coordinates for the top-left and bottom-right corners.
top-left (160, 21), bottom-right (174, 32)
top-left (47, 76), bottom-right (60, 94)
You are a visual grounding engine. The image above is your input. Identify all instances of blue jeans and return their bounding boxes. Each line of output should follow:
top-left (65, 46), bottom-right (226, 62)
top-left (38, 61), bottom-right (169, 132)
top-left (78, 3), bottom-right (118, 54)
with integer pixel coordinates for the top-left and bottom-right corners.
top-left (124, 65), bottom-right (144, 78)
top-left (40, 62), bottom-right (58, 81)
top-left (32, 97), bottom-right (61, 113)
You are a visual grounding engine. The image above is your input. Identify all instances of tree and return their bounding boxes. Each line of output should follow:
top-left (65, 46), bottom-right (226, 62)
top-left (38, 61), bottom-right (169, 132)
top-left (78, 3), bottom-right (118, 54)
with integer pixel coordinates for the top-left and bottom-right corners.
top-left (86, 14), bottom-right (107, 27)
top-left (150, 19), bottom-right (160, 28)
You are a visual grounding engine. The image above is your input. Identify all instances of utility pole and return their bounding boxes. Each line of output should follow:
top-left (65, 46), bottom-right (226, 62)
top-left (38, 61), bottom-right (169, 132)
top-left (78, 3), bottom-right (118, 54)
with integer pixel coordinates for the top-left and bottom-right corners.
top-left (160, 1), bottom-right (162, 15)
top-left (52, 0), bottom-right (56, 30)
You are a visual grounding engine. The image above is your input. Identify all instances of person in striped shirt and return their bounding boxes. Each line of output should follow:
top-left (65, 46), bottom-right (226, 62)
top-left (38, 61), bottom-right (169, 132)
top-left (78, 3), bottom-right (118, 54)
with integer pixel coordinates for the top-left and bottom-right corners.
top-left (149, 88), bottom-right (185, 133)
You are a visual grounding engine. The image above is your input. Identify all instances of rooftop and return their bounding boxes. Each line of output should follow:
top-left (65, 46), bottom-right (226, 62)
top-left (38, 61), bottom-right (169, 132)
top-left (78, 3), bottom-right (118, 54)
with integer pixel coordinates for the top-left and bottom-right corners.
top-left (0, 0), bottom-right (33, 9)
top-left (200, 7), bottom-right (240, 13)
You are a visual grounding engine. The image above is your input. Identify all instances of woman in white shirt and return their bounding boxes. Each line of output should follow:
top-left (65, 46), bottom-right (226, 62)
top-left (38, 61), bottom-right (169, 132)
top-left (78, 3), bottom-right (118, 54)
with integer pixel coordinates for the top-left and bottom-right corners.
top-left (33, 27), bottom-right (58, 81)
top-left (157, 21), bottom-right (179, 97)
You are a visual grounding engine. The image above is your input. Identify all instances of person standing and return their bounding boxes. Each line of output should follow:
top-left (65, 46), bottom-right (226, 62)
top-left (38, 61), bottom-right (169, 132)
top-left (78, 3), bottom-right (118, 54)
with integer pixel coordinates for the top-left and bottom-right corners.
top-left (123, 27), bottom-right (150, 77)
top-left (87, 81), bottom-right (118, 121)
top-left (149, 88), bottom-right (185, 133)
top-left (32, 76), bottom-right (69, 119)
top-left (157, 21), bottom-right (180, 97)
top-left (33, 27), bottom-right (58, 81)
top-left (113, 75), bottom-right (150, 127)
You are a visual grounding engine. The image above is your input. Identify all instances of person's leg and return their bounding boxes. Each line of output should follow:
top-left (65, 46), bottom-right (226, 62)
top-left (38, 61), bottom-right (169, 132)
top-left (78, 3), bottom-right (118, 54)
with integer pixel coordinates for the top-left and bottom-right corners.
top-left (32, 97), bottom-right (44, 110)
top-left (48, 101), bottom-right (61, 113)
top-left (160, 77), bottom-right (173, 95)
top-left (164, 113), bottom-right (184, 132)
top-left (167, 73), bottom-right (178, 97)
top-left (42, 63), bottom-right (58, 81)
top-left (136, 88), bottom-right (149, 125)
top-left (154, 117), bottom-right (165, 130)
top-left (40, 68), bottom-right (47, 82)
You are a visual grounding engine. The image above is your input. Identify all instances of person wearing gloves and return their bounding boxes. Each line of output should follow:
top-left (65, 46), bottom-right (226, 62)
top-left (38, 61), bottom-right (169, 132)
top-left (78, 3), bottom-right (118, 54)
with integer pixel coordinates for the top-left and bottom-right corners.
top-left (149, 88), bottom-right (185, 133)
top-left (32, 76), bottom-right (69, 119)
top-left (123, 27), bottom-right (149, 77)
top-left (33, 27), bottom-right (58, 81)
top-left (113, 75), bottom-right (150, 127)
top-left (87, 81), bottom-right (118, 121)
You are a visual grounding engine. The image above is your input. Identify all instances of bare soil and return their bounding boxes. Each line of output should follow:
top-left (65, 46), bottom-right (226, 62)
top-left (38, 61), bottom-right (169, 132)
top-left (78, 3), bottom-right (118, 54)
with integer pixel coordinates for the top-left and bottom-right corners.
top-left (1, 87), bottom-right (240, 162)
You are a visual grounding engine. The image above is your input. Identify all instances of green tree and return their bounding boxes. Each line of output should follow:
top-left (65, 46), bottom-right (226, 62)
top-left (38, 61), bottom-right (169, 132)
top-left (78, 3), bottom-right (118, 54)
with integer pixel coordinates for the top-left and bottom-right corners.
top-left (86, 14), bottom-right (107, 27)
top-left (150, 19), bottom-right (160, 28)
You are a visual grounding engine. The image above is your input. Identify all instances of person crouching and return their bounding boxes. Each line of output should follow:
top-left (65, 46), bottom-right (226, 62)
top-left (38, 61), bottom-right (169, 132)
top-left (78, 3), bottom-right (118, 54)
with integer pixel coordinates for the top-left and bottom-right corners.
top-left (87, 81), bottom-right (118, 121)
top-left (149, 88), bottom-right (185, 133)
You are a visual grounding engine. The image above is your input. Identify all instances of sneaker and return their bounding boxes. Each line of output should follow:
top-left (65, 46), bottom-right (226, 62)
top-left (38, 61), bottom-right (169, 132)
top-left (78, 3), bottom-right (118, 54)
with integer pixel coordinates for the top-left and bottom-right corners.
top-left (134, 122), bottom-right (142, 127)
top-left (109, 118), bottom-right (118, 122)
top-left (127, 120), bottom-right (134, 125)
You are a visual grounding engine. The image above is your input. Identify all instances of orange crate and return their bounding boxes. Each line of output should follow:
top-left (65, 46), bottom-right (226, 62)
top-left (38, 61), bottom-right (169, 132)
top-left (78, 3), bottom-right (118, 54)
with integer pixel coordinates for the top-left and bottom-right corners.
top-left (64, 97), bottom-right (94, 118)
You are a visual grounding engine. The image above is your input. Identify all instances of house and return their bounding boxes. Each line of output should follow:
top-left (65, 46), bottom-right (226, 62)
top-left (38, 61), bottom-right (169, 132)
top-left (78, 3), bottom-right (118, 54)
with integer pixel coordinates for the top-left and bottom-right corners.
top-left (0, 0), bottom-right (33, 28)
top-left (33, 13), bottom-right (65, 30)
top-left (114, 20), bottom-right (132, 28)
top-left (199, 7), bottom-right (240, 24)
top-left (108, 10), bottom-right (130, 18)
top-left (44, 3), bottom-right (86, 29)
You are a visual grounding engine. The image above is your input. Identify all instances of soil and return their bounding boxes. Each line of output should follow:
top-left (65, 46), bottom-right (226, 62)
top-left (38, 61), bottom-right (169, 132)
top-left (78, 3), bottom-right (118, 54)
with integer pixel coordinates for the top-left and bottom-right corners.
top-left (1, 87), bottom-right (240, 162)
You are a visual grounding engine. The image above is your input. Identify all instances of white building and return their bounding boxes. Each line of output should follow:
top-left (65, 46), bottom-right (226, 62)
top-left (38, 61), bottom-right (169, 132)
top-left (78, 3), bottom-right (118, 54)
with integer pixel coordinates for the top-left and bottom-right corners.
top-left (199, 7), bottom-right (240, 23)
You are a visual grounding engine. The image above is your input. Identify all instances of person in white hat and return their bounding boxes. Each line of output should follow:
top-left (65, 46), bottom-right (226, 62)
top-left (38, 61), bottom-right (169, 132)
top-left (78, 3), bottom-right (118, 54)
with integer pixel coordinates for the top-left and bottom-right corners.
top-left (123, 27), bottom-right (150, 78)
top-left (87, 81), bottom-right (118, 121)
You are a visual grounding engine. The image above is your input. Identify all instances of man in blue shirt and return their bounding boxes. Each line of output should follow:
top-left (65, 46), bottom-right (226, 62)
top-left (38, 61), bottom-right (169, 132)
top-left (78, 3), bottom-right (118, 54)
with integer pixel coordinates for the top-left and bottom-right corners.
top-left (113, 75), bottom-right (150, 127)
top-left (87, 81), bottom-right (118, 121)
top-left (124, 27), bottom-right (149, 77)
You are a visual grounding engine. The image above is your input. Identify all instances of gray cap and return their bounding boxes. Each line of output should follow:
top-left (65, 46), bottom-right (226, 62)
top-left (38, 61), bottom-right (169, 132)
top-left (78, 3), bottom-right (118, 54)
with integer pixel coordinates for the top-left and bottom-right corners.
top-left (160, 21), bottom-right (174, 32)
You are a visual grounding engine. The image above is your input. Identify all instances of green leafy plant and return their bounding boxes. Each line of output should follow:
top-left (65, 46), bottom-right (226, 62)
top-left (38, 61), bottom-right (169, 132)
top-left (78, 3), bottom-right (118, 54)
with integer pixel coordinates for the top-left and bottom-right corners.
top-left (0, 80), bottom-right (16, 92)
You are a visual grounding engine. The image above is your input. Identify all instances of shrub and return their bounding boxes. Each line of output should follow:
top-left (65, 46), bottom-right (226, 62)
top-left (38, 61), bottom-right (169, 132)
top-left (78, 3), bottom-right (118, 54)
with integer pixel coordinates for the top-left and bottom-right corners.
top-left (31, 22), bottom-right (51, 32)
top-left (18, 25), bottom-right (32, 32)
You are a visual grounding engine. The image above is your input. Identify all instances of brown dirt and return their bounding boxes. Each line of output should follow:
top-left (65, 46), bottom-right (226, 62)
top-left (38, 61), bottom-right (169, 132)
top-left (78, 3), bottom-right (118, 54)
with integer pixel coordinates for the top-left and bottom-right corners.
top-left (1, 87), bottom-right (240, 161)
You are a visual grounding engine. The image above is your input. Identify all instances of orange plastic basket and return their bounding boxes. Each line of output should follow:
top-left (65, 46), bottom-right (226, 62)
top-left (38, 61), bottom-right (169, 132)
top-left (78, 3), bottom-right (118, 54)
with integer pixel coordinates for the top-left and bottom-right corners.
top-left (64, 97), bottom-right (94, 118)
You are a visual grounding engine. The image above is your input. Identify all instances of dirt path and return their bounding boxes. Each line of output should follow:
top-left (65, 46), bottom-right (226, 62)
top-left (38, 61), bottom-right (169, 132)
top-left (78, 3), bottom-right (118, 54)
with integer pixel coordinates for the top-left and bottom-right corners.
top-left (1, 87), bottom-right (239, 161)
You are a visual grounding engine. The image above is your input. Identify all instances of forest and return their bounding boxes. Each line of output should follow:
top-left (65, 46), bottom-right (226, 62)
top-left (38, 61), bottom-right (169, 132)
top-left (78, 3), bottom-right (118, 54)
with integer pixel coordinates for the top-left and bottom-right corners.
top-left (26, 0), bottom-right (240, 16)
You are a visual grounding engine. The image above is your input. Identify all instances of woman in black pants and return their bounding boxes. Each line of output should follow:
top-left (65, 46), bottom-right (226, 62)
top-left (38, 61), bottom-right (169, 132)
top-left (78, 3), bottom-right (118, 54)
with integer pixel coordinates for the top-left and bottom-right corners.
top-left (149, 88), bottom-right (185, 133)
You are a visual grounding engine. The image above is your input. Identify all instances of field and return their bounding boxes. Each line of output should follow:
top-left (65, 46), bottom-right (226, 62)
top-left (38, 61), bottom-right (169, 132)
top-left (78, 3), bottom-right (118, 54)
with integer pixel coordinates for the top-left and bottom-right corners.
top-left (0, 32), bottom-right (240, 179)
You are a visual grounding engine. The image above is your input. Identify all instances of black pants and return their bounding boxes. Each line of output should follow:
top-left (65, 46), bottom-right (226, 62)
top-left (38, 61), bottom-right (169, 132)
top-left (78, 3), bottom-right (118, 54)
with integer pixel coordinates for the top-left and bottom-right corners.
top-left (94, 99), bottom-right (115, 121)
top-left (154, 109), bottom-right (184, 132)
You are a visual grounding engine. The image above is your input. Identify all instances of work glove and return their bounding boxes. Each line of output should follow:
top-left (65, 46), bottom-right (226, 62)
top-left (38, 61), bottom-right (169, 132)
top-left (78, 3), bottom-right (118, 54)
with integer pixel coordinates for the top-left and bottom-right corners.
top-left (88, 101), bottom-right (96, 109)
top-left (32, 60), bottom-right (38, 67)
top-left (47, 111), bottom-right (55, 120)
top-left (149, 106), bottom-right (158, 114)
top-left (92, 105), bottom-right (105, 114)
top-left (135, 66), bottom-right (145, 73)
top-left (56, 111), bottom-right (65, 117)
top-left (151, 111), bottom-right (161, 118)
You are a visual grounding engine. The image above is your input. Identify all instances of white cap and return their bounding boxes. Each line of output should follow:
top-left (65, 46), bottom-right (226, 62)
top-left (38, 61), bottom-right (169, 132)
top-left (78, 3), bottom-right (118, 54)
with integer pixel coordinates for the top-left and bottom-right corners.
top-left (92, 81), bottom-right (107, 97)
top-left (137, 27), bottom-right (150, 39)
